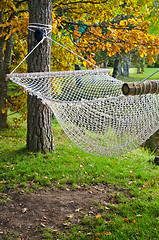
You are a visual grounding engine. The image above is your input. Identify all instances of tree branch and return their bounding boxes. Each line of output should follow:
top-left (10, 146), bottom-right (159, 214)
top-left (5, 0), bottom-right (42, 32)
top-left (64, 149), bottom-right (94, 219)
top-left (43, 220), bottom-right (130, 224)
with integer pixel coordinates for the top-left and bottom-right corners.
top-left (61, 19), bottom-right (148, 32)
top-left (53, 0), bottom-right (108, 9)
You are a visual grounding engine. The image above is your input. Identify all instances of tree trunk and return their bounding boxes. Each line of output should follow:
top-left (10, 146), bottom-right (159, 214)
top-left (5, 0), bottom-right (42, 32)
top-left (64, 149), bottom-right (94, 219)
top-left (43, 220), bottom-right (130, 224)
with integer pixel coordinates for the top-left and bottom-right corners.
top-left (75, 64), bottom-right (82, 87)
top-left (0, 35), bottom-right (5, 128)
top-left (27, 0), bottom-right (54, 152)
top-left (0, 36), bottom-right (13, 128)
top-left (137, 62), bottom-right (140, 74)
top-left (0, 9), bottom-right (7, 128)
top-left (118, 62), bottom-right (122, 75)
top-left (112, 54), bottom-right (120, 78)
top-left (140, 58), bottom-right (144, 73)
top-left (103, 62), bottom-right (107, 68)
top-left (143, 130), bottom-right (159, 156)
top-left (0, 6), bottom-right (13, 128)
top-left (123, 57), bottom-right (130, 77)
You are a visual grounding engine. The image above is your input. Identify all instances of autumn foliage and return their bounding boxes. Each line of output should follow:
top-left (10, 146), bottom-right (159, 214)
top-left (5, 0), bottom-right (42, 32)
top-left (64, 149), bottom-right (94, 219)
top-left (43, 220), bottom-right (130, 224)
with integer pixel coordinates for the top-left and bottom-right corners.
top-left (0, 0), bottom-right (159, 124)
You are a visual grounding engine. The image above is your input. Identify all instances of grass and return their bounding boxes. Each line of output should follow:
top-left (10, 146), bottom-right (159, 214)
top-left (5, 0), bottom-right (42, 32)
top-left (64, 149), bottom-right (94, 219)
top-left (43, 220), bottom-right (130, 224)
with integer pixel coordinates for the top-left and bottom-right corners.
top-left (117, 67), bottom-right (159, 82)
top-left (0, 68), bottom-right (159, 239)
top-left (0, 114), bottom-right (159, 239)
top-left (0, 115), bottom-right (158, 193)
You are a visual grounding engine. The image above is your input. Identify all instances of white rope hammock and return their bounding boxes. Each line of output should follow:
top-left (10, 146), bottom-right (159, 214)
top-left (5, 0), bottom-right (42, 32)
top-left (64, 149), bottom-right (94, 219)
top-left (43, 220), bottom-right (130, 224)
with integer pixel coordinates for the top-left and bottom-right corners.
top-left (7, 23), bottom-right (159, 157)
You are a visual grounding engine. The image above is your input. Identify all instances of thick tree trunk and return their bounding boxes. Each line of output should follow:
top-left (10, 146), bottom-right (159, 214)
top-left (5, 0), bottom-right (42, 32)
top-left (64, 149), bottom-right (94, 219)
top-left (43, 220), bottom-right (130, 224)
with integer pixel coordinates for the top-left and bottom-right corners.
top-left (27, 0), bottom-right (54, 152)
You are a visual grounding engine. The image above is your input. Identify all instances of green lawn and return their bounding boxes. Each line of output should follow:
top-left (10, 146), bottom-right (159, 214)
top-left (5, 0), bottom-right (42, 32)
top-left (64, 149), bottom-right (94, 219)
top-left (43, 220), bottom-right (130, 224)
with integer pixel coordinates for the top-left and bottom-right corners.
top-left (0, 115), bottom-right (159, 239)
top-left (114, 67), bottom-right (159, 82)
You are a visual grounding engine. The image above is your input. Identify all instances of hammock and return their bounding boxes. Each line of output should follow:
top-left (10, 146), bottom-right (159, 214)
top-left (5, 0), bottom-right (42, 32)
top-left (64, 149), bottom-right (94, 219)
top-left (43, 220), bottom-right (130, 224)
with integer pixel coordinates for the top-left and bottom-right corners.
top-left (7, 69), bottom-right (159, 157)
top-left (7, 23), bottom-right (159, 157)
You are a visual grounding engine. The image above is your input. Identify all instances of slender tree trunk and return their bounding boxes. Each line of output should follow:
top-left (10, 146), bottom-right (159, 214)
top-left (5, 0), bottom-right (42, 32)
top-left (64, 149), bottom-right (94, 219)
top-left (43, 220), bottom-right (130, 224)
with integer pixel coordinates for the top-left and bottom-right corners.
top-left (112, 54), bottom-right (120, 78)
top-left (140, 58), bottom-right (144, 73)
top-left (0, 9), bottom-right (6, 128)
top-left (0, 6), bottom-right (13, 128)
top-left (0, 36), bottom-right (13, 128)
top-left (137, 62), bottom-right (140, 74)
top-left (118, 62), bottom-right (122, 75)
top-left (123, 57), bottom-right (130, 77)
top-left (27, 0), bottom-right (54, 152)
top-left (103, 62), bottom-right (107, 68)
top-left (75, 64), bottom-right (82, 87)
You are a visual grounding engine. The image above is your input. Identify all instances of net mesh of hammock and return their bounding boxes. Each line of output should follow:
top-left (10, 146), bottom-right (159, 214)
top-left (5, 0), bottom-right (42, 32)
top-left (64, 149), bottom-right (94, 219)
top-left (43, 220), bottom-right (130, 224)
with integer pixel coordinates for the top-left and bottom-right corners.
top-left (7, 69), bottom-right (159, 157)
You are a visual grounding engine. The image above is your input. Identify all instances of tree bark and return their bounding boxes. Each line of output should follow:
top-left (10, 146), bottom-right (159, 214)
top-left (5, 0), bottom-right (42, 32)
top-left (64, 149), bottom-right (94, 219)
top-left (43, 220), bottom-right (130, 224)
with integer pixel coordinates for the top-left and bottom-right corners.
top-left (118, 62), bottom-right (122, 75)
top-left (0, 36), bottom-right (13, 128)
top-left (143, 130), bottom-right (159, 156)
top-left (27, 0), bottom-right (54, 152)
top-left (0, 7), bottom-right (13, 128)
top-left (112, 54), bottom-right (120, 78)
top-left (123, 57), bottom-right (130, 77)
top-left (0, 9), bottom-right (6, 128)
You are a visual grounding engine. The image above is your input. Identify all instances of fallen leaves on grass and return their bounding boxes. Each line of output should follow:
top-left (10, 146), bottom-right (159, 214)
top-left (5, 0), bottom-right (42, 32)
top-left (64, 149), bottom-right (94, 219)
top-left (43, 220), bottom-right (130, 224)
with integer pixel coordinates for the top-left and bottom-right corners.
top-left (95, 233), bottom-right (101, 236)
top-left (75, 207), bottom-right (83, 212)
top-left (123, 217), bottom-right (129, 223)
top-left (0, 180), bottom-right (6, 184)
top-left (103, 231), bottom-right (112, 235)
top-left (40, 223), bottom-right (46, 228)
top-left (67, 214), bottom-right (74, 219)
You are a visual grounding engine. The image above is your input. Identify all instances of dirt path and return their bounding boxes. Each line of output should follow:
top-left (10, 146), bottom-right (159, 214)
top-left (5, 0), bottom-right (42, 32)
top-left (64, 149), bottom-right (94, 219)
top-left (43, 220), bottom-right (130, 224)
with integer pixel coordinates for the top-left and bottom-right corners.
top-left (0, 184), bottom-right (121, 239)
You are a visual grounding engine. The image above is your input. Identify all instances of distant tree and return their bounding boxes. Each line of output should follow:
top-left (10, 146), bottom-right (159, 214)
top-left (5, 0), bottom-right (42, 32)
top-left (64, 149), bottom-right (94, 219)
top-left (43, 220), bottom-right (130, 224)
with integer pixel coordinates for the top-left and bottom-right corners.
top-left (0, 0), bottom-right (28, 127)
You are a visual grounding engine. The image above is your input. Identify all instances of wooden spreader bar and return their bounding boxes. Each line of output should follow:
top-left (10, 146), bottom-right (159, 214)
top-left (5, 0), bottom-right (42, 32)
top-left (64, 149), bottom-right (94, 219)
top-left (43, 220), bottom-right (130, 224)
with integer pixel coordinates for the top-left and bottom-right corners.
top-left (122, 80), bottom-right (159, 96)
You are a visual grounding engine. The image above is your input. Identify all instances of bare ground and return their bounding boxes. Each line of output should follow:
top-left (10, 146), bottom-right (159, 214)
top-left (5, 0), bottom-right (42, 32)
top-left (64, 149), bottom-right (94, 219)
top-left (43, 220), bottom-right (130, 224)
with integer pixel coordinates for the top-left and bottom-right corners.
top-left (0, 184), bottom-right (125, 240)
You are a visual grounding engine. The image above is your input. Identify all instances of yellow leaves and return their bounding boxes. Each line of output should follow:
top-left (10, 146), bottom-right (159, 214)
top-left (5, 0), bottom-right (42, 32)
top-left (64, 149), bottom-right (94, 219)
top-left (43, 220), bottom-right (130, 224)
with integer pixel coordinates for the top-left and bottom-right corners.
top-left (108, 52), bottom-right (114, 57)
top-left (5, 89), bottom-right (27, 124)
top-left (52, 14), bottom-right (57, 34)
top-left (2, 108), bottom-right (7, 114)
top-left (83, 61), bottom-right (87, 68)
top-left (123, 217), bottom-right (137, 224)
top-left (119, 20), bottom-right (127, 27)
top-left (1, 1), bottom-right (28, 40)
top-left (51, 77), bottom-right (62, 95)
top-left (106, 42), bottom-right (111, 49)
top-left (58, 32), bottom-right (62, 38)
top-left (51, 34), bottom-right (79, 71)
